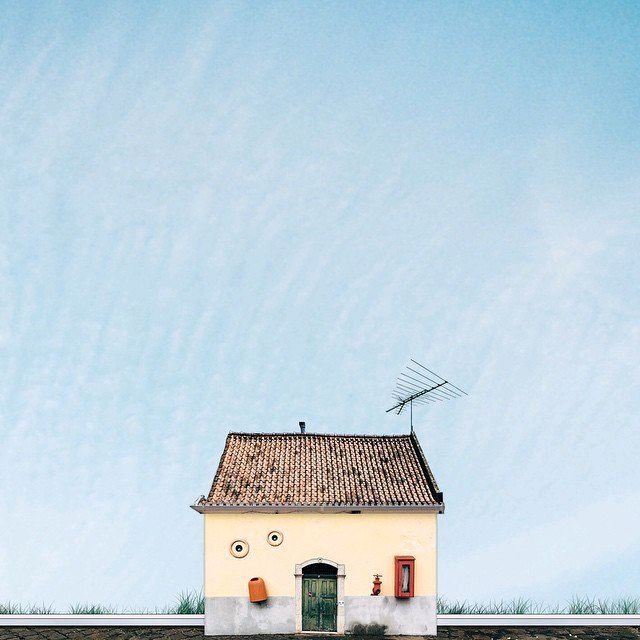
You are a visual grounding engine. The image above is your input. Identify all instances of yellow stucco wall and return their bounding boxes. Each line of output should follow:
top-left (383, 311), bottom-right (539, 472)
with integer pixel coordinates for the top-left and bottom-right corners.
top-left (204, 511), bottom-right (437, 598)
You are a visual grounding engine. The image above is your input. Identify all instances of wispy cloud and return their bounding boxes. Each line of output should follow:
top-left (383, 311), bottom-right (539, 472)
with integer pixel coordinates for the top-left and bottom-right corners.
top-left (0, 1), bottom-right (639, 607)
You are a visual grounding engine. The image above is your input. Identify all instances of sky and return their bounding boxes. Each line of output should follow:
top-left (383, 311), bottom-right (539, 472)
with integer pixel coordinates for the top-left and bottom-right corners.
top-left (1, 0), bottom-right (639, 610)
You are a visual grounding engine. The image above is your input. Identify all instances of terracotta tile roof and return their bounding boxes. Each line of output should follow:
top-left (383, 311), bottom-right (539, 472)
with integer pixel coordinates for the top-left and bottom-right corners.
top-left (199, 432), bottom-right (443, 509)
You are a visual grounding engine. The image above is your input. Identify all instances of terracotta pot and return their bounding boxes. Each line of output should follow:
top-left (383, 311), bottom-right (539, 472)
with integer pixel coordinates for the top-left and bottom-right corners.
top-left (248, 577), bottom-right (268, 602)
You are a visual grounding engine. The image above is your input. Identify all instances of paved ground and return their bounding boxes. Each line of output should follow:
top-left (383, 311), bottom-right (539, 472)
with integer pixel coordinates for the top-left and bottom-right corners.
top-left (1, 628), bottom-right (639, 640)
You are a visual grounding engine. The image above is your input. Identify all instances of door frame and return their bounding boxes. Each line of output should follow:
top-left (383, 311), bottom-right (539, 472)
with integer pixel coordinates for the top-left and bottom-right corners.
top-left (295, 557), bottom-right (345, 634)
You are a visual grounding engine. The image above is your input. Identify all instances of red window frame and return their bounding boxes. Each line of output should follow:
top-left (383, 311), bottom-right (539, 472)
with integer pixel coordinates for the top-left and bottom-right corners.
top-left (394, 556), bottom-right (415, 598)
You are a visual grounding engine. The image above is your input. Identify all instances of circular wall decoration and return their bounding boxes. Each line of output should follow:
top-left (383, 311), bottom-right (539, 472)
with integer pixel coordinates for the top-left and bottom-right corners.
top-left (267, 530), bottom-right (283, 546)
top-left (230, 539), bottom-right (249, 558)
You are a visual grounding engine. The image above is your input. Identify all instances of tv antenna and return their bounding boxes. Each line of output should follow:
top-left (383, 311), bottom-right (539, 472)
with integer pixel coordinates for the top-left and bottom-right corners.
top-left (386, 359), bottom-right (467, 432)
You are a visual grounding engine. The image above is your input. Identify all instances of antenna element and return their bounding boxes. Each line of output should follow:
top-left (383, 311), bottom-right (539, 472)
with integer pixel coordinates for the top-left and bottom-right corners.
top-left (386, 359), bottom-right (467, 431)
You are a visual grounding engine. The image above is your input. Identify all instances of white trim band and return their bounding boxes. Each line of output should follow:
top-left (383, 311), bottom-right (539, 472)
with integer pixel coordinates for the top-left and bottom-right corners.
top-left (1, 613), bottom-right (639, 627)
top-left (438, 614), bottom-right (640, 626)
top-left (0, 614), bottom-right (204, 626)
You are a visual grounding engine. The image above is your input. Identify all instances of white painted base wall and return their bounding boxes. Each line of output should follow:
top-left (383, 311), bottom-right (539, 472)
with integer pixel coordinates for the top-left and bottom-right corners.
top-left (204, 595), bottom-right (437, 636)
top-left (345, 596), bottom-right (437, 636)
top-left (205, 597), bottom-right (295, 635)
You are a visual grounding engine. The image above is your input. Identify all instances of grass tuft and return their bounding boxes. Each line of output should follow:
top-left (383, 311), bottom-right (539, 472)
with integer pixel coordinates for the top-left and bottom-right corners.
top-left (166, 590), bottom-right (205, 615)
top-left (437, 596), bottom-right (640, 615)
top-left (0, 602), bottom-right (57, 614)
top-left (565, 596), bottom-right (640, 615)
top-left (437, 598), bottom-right (550, 614)
top-left (0, 590), bottom-right (203, 615)
top-left (67, 603), bottom-right (118, 615)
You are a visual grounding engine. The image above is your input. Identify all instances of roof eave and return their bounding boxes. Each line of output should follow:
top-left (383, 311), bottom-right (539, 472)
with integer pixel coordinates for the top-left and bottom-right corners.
top-left (190, 503), bottom-right (444, 514)
top-left (409, 431), bottom-right (443, 503)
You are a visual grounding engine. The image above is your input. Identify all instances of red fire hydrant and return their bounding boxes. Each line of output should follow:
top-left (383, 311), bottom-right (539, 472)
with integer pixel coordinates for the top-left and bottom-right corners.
top-left (371, 574), bottom-right (382, 596)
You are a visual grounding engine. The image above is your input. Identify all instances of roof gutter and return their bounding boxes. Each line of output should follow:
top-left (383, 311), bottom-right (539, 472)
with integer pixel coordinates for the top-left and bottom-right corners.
top-left (190, 503), bottom-right (444, 514)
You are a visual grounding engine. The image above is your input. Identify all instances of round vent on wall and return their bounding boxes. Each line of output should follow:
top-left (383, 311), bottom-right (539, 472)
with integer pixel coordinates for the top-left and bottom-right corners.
top-left (230, 540), bottom-right (249, 558)
top-left (267, 530), bottom-right (283, 546)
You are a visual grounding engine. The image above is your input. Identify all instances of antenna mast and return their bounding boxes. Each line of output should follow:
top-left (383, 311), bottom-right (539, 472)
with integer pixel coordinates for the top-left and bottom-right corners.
top-left (386, 359), bottom-right (467, 431)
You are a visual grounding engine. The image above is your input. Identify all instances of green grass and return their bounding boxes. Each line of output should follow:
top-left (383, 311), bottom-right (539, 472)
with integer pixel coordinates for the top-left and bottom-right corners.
top-left (0, 590), bottom-right (205, 615)
top-left (164, 590), bottom-right (205, 615)
top-left (0, 602), bottom-right (56, 615)
top-left (437, 596), bottom-right (640, 614)
top-left (67, 603), bottom-right (118, 615)
top-left (565, 596), bottom-right (640, 615)
top-left (437, 597), bottom-right (546, 614)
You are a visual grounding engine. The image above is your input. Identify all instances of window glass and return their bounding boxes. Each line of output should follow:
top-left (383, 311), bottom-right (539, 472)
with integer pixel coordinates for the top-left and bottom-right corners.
top-left (230, 539), bottom-right (249, 558)
top-left (401, 564), bottom-right (410, 592)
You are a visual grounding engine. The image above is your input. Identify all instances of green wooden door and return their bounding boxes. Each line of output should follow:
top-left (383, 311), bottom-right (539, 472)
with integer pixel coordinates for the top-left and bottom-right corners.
top-left (302, 576), bottom-right (337, 632)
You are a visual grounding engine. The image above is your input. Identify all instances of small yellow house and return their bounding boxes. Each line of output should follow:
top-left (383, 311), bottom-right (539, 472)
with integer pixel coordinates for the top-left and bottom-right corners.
top-left (192, 425), bottom-right (444, 635)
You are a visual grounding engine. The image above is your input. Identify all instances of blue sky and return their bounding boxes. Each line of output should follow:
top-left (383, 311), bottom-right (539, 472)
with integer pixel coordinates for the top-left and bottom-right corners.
top-left (1, 1), bottom-right (639, 608)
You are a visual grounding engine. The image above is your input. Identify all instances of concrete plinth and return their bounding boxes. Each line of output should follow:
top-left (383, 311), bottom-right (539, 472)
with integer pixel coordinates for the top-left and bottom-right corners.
top-left (204, 595), bottom-right (436, 636)
top-left (344, 596), bottom-right (437, 636)
top-left (204, 597), bottom-right (295, 635)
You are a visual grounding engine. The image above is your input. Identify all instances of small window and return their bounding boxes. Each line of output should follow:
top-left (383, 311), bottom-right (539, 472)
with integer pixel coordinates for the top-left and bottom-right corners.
top-left (267, 530), bottom-right (283, 546)
top-left (230, 539), bottom-right (249, 558)
top-left (401, 565), bottom-right (410, 592)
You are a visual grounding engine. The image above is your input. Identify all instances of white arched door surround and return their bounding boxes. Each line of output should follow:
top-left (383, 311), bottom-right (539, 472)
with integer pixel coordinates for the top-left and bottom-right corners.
top-left (295, 557), bottom-right (346, 634)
